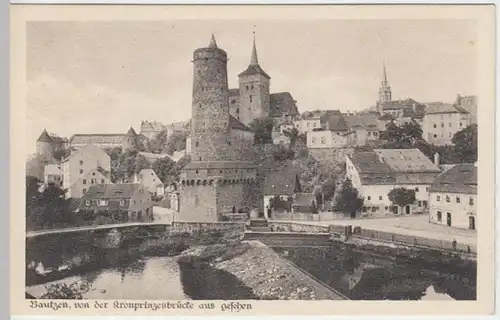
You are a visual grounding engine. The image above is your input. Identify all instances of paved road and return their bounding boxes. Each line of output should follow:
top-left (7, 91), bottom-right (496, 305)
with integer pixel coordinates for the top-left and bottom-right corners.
top-left (271, 215), bottom-right (477, 246)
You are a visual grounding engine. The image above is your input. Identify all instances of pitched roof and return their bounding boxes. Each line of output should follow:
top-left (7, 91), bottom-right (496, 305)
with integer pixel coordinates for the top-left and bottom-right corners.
top-left (127, 127), bottom-right (137, 136)
top-left (229, 115), bottom-right (253, 132)
top-left (69, 134), bottom-right (127, 145)
top-left (238, 64), bottom-right (271, 79)
top-left (81, 183), bottom-right (143, 199)
top-left (140, 121), bottom-right (166, 132)
top-left (379, 98), bottom-right (423, 111)
top-left (373, 149), bottom-right (441, 173)
top-left (183, 161), bottom-right (256, 170)
top-left (430, 164), bottom-right (477, 194)
top-left (270, 92), bottom-right (299, 117)
top-left (263, 162), bottom-right (302, 195)
top-left (293, 193), bottom-right (316, 206)
top-left (325, 114), bottom-right (350, 131)
top-left (349, 149), bottom-right (441, 185)
top-left (425, 102), bottom-right (468, 114)
top-left (62, 144), bottom-right (110, 163)
top-left (345, 113), bottom-right (378, 130)
top-left (37, 130), bottom-right (52, 143)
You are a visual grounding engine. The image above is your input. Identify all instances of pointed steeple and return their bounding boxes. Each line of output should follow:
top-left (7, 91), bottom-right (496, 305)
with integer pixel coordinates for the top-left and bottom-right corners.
top-left (126, 127), bottom-right (137, 136)
top-left (37, 129), bottom-right (52, 143)
top-left (208, 34), bottom-right (218, 48)
top-left (250, 31), bottom-right (259, 66)
top-left (382, 61), bottom-right (388, 83)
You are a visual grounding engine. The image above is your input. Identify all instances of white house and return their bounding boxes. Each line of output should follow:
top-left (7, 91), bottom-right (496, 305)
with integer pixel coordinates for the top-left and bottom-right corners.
top-left (423, 102), bottom-right (470, 146)
top-left (44, 164), bottom-right (62, 187)
top-left (429, 164), bottom-right (477, 230)
top-left (61, 144), bottom-right (111, 198)
top-left (133, 168), bottom-right (165, 196)
top-left (346, 148), bottom-right (441, 216)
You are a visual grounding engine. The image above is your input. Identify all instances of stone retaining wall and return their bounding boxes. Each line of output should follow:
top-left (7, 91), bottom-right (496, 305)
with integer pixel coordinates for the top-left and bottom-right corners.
top-left (181, 241), bottom-right (347, 300)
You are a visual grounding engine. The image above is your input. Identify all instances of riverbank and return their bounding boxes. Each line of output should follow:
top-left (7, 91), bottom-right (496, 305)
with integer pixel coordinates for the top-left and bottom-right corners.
top-left (177, 241), bottom-right (347, 300)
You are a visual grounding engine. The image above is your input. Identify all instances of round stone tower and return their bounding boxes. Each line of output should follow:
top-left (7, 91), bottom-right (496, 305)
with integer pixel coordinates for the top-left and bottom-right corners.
top-left (36, 129), bottom-right (54, 157)
top-left (190, 34), bottom-right (232, 162)
top-left (123, 127), bottom-right (138, 152)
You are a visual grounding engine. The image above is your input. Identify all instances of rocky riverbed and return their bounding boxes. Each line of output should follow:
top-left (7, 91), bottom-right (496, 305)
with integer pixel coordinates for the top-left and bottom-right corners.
top-left (177, 240), bottom-right (346, 300)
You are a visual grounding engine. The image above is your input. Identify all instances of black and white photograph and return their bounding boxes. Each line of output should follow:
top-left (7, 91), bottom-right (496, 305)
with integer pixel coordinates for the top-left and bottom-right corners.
top-left (10, 4), bottom-right (495, 316)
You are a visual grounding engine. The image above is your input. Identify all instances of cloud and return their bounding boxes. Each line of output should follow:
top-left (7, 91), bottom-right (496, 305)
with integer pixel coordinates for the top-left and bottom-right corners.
top-left (26, 74), bottom-right (192, 153)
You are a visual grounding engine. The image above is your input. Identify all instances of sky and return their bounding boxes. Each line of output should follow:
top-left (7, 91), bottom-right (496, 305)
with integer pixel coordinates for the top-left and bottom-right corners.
top-left (26, 19), bottom-right (477, 153)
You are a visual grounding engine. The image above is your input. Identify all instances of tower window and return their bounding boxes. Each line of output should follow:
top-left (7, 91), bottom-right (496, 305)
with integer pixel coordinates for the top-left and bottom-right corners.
top-left (250, 95), bottom-right (253, 102)
top-left (251, 85), bottom-right (254, 90)
top-left (236, 108), bottom-right (239, 114)
top-left (198, 157), bottom-right (202, 161)
top-left (246, 85), bottom-right (249, 90)
top-left (195, 142), bottom-right (199, 147)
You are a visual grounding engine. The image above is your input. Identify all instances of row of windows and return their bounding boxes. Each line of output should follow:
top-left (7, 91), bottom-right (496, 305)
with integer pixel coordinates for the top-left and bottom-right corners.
top-left (433, 122), bottom-right (463, 129)
top-left (193, 168), bottom-right (253, 174)
top-left (367, 131), bottom-right (379, 137)
top-left (84, 199), bottom-right (128, 206)
top-left (433, 132), bottom-right (453, 138)
top-left (82, 178), bottom-right (105, 185)
top-left (436, 194), bottom-right (474, 205)
top-left (245, 85), bottom-right (255, 90)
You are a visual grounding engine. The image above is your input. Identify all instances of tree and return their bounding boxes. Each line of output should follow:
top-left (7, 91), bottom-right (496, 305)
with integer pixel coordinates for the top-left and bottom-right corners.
top-left (273, 144), bottom-right (295, 161)
top-left (334, 179), bottom-right (364, 217)
top-left (164, 131), bottom-right (188, 155)
top-left (36, 183), bottom-right (72, 226)
top-left (249, 117), bottom-right (274, 144)
top-left (452, 124), bottom-right (478, 163)
top-left (152, 156), bottom-right (177, 185)
top-left (41, 281), bottom-right (91, 299)
top-left (148, 129), bottom-right (170, 154)
top-left (310, 200), bottom-right (319, 214)
top-left (319, 176), bottom-right (337, 202)
top-left (388, 187), bottom-right (416, 214)
top-left (283, 127), bottom-right (306, 150)
top-left (134, 155), bottom-right (150, 174)
top-left (52, 148), bottom-right (71, 161)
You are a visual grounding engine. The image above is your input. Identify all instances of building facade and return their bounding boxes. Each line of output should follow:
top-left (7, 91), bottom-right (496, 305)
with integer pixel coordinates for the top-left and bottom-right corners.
top-left (178, 35), bottom-right (259, 222)
top-left (62, 144), bottom-right (111, 198)
top-left (133, 168), bottom-right (165, 196)
top-left (429, 164), bottom-right (477, 230)
top-left (80, 183), bottom-right (153, 222)
top-left (69, 127), bottom-right (139, 151)
top-left (227, 34), bottom-right (299, 127)
top-left (346, 148), bottom-right (441, 216)
top-left (422, 103), bottom-right (470, 146)
top-left (43, 164), bottom-right (62, 187)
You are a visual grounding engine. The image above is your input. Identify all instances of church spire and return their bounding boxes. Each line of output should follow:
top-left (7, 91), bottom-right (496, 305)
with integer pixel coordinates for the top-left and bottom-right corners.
top-left (378, 61), bottom-right (392, 105)
top-left (208, 34), bottom-right (217, 48)
top-left (382, 61), bottom-right (388, 83)
top-left (250, 31), bottom-right (259, 66)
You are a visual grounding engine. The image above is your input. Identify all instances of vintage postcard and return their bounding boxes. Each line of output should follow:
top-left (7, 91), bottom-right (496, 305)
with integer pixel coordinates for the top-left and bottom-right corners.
top-left (10, 4), bottom-right (495, 316)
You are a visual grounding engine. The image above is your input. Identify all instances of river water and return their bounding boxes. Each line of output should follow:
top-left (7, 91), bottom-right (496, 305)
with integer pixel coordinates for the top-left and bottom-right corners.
top-left (26, 234), bottom-right (475, 300)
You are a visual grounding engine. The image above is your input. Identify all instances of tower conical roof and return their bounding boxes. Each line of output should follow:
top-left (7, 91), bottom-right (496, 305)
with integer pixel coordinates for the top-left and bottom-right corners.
top-left (250, 32), bottom-right (259, 66)
top-left (37, 129), bottom-right (52, 143)
top-left (382, 61), bottom-right (388, 83)
top-left (238, 32), bottom-right (270, 79)
top-left (208, 34), bottom-right (218, 48)
top-left (126, 127), bottom-right (137, 136)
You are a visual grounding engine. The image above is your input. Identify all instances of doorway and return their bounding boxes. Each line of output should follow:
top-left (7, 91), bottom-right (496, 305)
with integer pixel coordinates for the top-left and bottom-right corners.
top-left (447, 212), bottom-right (452, 227)
top-left (469, 216), bottom-right (475, 230)
top-left (405, 205), bottom-right (411, 215)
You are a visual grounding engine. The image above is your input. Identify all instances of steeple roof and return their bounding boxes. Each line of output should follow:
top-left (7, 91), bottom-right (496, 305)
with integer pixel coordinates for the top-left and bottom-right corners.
top-left (250, 32), bottom-right (259, 66)
top-left (208, 34), bottom-right (218, 49)
top-left (127, 127), bottom-right (137, 136)
top-left (37, 129), bottom-right (52, 143)
top-left (238, 33), bottom-right (270, 79)
top-left (382, 61), bottom-right (388, 83)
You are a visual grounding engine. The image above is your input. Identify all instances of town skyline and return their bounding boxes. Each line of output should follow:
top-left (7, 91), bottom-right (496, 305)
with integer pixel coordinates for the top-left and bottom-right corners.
top-left (27, 19), bottom-right (477, 153)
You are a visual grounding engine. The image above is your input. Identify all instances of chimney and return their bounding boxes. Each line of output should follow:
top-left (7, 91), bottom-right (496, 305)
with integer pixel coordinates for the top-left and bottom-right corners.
top-left (434, 152), bottom-right (440, 166)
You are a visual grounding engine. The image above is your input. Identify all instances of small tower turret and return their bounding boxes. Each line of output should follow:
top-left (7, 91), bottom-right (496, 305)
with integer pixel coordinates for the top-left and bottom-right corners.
top-left (123, 127), bottom-right (138, 152)
top-left (36, 129), bottom-right (54, 157)
top-left (238, 32), bottom-right (271, 126)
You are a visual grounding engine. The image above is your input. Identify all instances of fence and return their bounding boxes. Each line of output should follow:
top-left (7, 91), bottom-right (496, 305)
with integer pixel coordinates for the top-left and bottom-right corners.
top-left (272, 212), bottom-right (346, 221)
top-left (353, 227), bottom-right (477, 254)
top-left (268, 221), bottom-right (330, 233)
